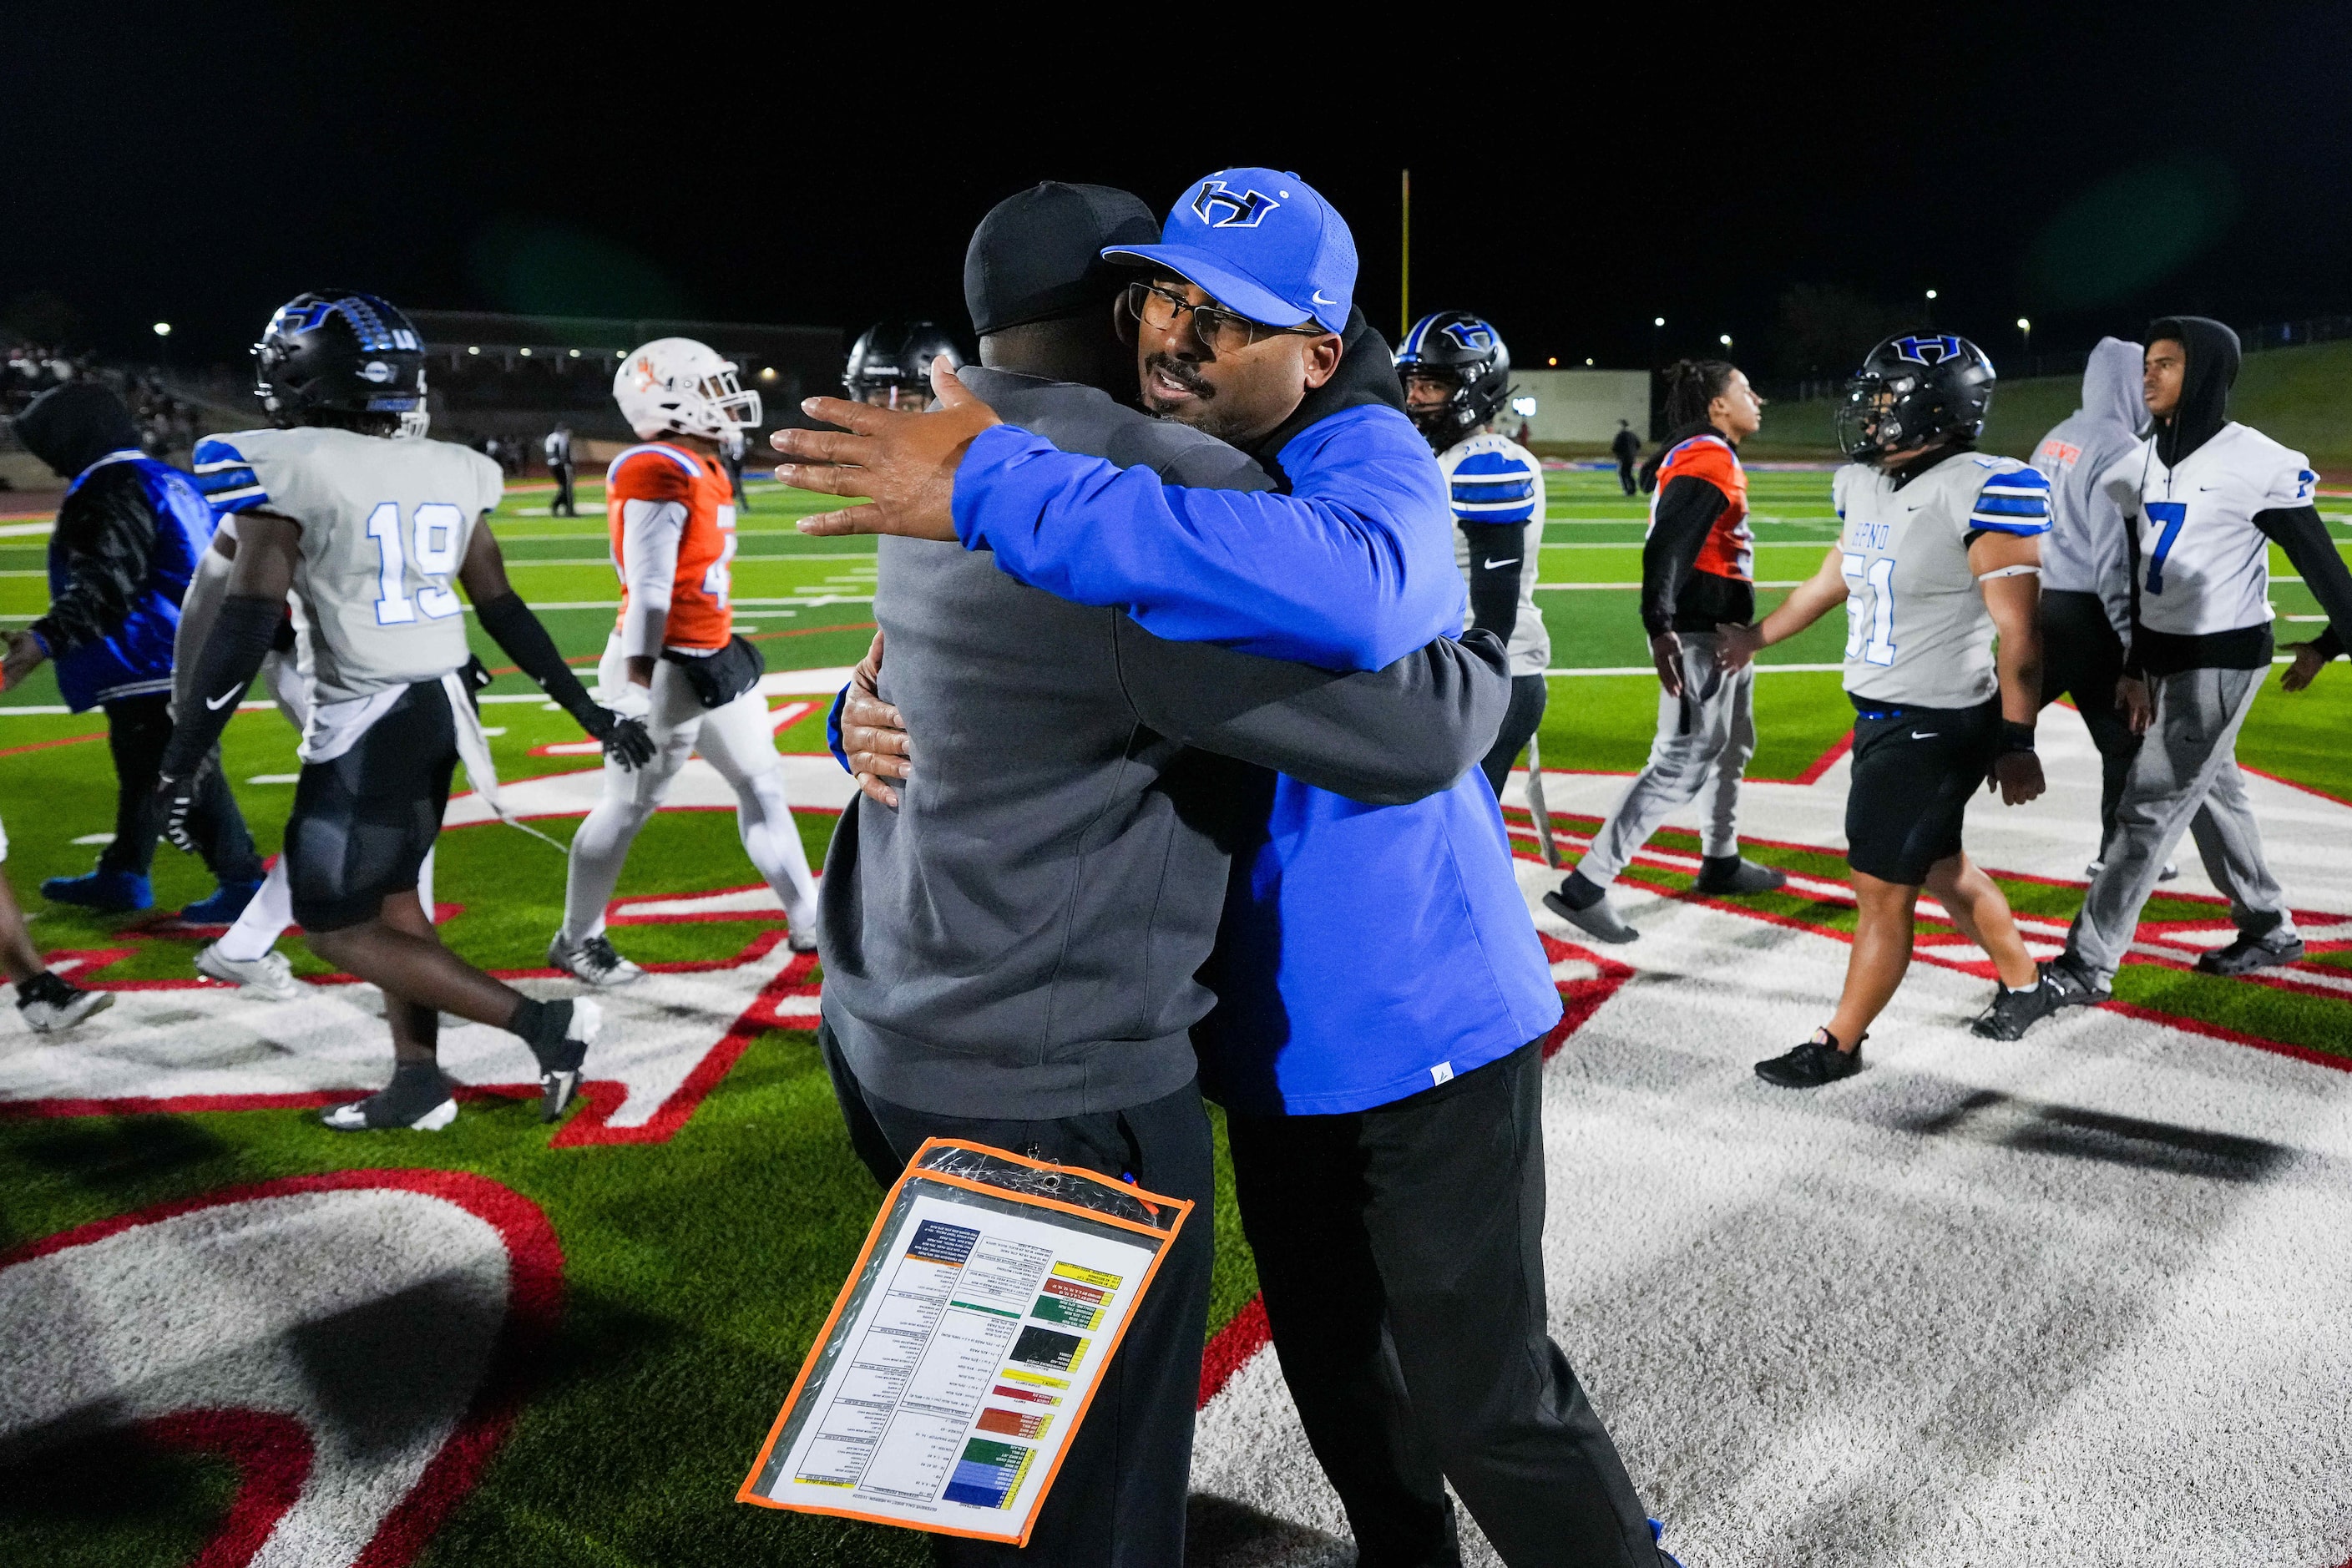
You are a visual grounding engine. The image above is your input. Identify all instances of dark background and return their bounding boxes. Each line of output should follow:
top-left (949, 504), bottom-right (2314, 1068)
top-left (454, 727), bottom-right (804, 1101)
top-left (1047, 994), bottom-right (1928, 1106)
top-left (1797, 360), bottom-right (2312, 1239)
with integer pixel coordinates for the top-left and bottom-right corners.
top-left (9, 3), bottom-right (2349, 381)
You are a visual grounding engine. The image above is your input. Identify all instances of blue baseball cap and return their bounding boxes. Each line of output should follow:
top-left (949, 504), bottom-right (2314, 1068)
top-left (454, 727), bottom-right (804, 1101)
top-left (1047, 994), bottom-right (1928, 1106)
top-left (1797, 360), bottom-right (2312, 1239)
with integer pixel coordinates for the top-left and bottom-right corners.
top-left (1102, 168), bottom-right (1357, 335)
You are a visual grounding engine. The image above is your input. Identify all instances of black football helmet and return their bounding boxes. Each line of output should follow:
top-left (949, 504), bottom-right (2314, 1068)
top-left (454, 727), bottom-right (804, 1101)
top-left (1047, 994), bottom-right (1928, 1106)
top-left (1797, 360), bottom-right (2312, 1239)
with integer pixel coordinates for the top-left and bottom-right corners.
top-left (844, 321), bottom-right (964, 407)
top-left (1393, 311), bottom-right (1515, 451)
top-left (254, 291), bottom-right (429, 435)
top-left (1834, 333), bottom-right (1996, 461)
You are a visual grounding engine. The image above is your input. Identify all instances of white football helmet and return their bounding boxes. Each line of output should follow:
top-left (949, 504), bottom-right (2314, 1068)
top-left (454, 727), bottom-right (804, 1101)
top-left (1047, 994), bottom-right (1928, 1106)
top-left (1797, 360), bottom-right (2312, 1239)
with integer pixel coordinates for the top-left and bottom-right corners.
top-left (612, 336), bottom-right (762, 441)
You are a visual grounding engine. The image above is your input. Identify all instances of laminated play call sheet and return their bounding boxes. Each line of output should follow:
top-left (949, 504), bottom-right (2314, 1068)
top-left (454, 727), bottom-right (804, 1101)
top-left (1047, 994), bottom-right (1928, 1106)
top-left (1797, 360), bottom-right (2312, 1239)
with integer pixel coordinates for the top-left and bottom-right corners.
top-left (740, 1139), bottom-right (1192, 1545)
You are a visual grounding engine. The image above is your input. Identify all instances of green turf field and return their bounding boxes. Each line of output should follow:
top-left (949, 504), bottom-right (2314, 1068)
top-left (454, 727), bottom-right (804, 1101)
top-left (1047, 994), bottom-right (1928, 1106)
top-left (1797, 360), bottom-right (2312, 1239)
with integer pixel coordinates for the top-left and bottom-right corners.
top-left (1, 467), bottom-right (2348, 1565)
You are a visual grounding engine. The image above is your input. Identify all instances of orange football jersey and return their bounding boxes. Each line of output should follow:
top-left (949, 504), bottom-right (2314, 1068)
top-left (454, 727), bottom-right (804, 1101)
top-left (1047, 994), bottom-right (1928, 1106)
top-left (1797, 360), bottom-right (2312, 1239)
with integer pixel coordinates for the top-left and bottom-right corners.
top-left (606, 442), bottom-right (737, 650)
top-left (1649, 432), bottom-right (1752, 582)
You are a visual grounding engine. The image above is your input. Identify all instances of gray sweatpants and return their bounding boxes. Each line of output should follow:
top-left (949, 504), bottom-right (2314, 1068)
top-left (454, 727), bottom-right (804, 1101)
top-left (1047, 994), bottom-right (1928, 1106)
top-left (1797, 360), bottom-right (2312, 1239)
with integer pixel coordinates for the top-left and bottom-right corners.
top-left (1580, 632), bottom-right (1756, 886)
top-left (2069, 665), bottom-right (2295, 984)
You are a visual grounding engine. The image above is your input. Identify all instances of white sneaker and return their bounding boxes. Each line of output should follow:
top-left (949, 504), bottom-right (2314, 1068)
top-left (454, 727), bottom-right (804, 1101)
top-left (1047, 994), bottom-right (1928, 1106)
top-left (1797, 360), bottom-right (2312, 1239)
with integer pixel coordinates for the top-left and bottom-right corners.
top-left (535, 998), bottom-right (601, 1123)
top-left (18, 979), bottom-right (114, 1034)
top-left (787, 901), bottom-right (819, 954)
top-left (195, 943), bottom-right (304, 1001)
top-left (547, 932), bottom-right (644, 987)
top-left (320, 1074), bottom-right (460, 1131)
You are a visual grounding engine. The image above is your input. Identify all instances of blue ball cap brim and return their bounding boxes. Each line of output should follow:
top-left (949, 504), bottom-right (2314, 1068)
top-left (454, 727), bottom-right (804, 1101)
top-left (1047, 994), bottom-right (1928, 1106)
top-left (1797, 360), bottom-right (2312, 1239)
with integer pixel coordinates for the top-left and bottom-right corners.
top-left (1101, 243), bottom-right (1336, 335)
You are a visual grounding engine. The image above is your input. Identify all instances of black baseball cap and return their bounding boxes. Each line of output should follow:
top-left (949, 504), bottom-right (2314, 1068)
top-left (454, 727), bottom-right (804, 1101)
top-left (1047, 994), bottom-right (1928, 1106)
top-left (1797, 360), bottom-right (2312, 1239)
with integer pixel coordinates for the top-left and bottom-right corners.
top-left (964, 182), bottom-right (1161, 338)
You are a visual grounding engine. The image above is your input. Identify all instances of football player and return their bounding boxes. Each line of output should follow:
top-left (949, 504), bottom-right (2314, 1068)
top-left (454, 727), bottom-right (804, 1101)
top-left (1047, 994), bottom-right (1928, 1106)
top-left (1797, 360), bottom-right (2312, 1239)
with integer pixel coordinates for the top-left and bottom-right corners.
top-left (159, 291), bottom-right (655, 1130)
top-left (1395, 311), bottom-right (1551, 796)
top-left (545, 338), bottom-right (821, 985)
top-left (1719, 335), bottom-right (2052, 1084)
top-left (842, 321), bottom-right (964, 408)
top-left (1547, 357), bottom-right (1785, 943)
top-left (0, 817), bottom-right (112, 1032)
top-left (1997, 316), bottom-right (2352, 1033)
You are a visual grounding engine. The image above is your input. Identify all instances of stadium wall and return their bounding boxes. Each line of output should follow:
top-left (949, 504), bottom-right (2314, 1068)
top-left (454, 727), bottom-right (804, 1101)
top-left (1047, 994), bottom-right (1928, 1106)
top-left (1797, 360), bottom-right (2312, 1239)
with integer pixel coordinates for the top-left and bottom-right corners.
top-left (1511, 369), bottom-right (1649, 443)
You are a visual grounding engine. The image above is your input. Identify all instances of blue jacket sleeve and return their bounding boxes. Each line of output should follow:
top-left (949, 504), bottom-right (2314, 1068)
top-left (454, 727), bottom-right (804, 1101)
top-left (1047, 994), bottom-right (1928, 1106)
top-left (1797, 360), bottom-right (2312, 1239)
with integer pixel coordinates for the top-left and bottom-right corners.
top-left (951, 407), bottom-right (1465, 672)
top-left (827, 683), bottom-right (852, 773)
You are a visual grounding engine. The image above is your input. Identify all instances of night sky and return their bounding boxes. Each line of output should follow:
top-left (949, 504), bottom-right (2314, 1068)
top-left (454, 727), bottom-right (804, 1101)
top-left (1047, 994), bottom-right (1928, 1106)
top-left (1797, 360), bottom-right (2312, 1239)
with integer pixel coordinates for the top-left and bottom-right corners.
top-left (12, 3), bottom-right (2349, 382)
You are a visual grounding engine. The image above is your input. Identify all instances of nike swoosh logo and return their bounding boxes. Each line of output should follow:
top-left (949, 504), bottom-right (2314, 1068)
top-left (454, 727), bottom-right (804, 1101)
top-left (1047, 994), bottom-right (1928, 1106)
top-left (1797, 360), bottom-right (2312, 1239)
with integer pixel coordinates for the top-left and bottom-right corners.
top-left (1911, 731), bottom-right (1940, 740)
top-left (1483, 558), bottom-right (1519, 569)
top-left (205, 688), bottom-right (240, 711)
top-left (1311, 291), bottom-right (1338, 306)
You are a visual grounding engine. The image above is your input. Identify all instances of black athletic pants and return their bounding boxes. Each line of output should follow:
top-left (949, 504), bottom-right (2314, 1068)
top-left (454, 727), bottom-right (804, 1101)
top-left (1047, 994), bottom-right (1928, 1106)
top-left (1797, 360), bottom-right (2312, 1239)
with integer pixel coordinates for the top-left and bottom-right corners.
top-left (1479, 674), bottom-right (1550, 799)
top-left (1616, 458), bottom-right (1636, 497)
top-left (99, 694), bottom-right (263, 883)
top-left (2038, 589), bottom-right (2142, 850)
top-left (818, 1020), bottom-right (1214, 1568)
top-left (1226, 1041), bottom-right (1662, 1568)
top-left (551, 462), bottom-right (575, 517)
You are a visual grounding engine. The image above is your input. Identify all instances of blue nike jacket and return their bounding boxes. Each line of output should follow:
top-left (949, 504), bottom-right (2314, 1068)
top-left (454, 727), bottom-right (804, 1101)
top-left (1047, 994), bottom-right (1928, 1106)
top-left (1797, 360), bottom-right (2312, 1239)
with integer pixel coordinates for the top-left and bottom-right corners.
top-left (35, 451), bottom-right (216, 711)
top-left (952, 319), bottom-right (1560, 1116)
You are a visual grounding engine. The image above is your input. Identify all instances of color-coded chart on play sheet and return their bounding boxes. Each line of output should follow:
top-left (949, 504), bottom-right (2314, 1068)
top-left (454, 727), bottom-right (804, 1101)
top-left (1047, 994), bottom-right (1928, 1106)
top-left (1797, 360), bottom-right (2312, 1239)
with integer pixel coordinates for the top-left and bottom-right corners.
top-left (741, 1145), bottom-right (1190, 1546)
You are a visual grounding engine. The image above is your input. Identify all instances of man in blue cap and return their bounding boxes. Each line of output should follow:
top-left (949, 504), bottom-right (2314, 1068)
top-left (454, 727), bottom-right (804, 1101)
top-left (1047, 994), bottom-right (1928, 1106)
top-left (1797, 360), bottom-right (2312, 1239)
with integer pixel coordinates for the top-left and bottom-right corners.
top-left (779, 169), bottom-right (1678, 1568)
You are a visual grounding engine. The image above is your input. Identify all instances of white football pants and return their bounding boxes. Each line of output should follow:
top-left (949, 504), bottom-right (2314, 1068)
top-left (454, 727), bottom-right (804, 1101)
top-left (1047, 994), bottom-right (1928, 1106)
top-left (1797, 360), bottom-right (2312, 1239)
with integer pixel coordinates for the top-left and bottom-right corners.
top-left (559, 646), bottom-right (818, 943)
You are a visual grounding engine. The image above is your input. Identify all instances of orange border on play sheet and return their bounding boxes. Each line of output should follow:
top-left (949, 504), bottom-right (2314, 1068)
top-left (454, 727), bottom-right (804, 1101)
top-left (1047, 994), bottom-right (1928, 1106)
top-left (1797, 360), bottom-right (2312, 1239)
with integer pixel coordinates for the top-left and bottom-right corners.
top-left (735, 1137), bottom-right (1195, 1545)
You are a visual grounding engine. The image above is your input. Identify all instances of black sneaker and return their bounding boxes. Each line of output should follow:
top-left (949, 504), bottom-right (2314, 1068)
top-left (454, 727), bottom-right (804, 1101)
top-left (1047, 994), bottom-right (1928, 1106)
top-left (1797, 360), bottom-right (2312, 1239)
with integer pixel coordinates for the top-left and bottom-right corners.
top-left (2042, 953), bottom-right (2112, 1008)
top-left (15, 970), bottom-right (114, 1034)
top-left (1544, 870), bottom-right (1640, 943)
top-left (1694, 855), bottom-right (1788, 896)
top-left (1971, 977), bottom-right (2066, 1040)
top-left (2197, 930), bottom-right (2306, 976)
top-left (1755, 1028), bottom-right (1864, 1087)
top-left (529, 998), bottom-right (602, 1122)
top-left (321, 1065), bottom-right (458, 1131)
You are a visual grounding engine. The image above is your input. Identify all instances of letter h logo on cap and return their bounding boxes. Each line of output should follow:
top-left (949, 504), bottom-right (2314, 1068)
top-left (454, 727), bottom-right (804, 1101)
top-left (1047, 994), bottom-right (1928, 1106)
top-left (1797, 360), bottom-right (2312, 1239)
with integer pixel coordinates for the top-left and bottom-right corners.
top-left (1191, 180), bottom-right (1281, 228)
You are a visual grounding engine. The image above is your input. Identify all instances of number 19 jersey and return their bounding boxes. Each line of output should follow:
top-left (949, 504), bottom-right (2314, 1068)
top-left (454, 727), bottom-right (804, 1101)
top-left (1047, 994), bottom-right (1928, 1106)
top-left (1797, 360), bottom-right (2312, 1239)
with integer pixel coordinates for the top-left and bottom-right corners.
top-left (193, 427), bottom-right (503, 703)
top-left (1830, 452), bottom-right (2050, 710)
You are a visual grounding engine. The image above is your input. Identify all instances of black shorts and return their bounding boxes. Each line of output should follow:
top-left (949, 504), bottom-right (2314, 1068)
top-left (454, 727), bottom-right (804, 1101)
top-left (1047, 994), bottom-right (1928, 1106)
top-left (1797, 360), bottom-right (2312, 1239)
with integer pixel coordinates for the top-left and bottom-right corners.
top-left (284, 680), bottom-right (458, 933)
top-left (1844, 694), bottom-right (1999, 885)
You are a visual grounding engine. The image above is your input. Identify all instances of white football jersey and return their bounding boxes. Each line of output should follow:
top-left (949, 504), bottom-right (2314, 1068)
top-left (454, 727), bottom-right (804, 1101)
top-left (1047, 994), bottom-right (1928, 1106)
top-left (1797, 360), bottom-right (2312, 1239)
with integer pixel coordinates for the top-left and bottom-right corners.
top-left (1831, 452), bottom-right (2051, 709)
top-left (193, 428), bottom-right (502, 704)
top-left (2098, 422), bottom-right (2314, 637)
top-left (1442, 431), bottom-right (1550, 675)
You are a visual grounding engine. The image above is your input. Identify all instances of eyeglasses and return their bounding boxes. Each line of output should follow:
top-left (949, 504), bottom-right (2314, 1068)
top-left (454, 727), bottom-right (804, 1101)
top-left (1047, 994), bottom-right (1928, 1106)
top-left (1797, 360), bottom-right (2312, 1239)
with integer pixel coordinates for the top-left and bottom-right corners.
top-left (1123, 281), bottom-right (1321, 356)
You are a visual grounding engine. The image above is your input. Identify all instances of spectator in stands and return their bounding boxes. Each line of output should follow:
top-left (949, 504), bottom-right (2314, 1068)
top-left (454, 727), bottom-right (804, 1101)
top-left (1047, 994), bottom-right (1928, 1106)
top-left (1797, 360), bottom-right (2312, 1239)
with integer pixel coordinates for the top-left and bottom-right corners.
top-left (0, 383), bottom-right (266, 919)
top-left (1611, 417), bottom-right (1641, 495)
top-left (544, 424), bottom-right (578, 517)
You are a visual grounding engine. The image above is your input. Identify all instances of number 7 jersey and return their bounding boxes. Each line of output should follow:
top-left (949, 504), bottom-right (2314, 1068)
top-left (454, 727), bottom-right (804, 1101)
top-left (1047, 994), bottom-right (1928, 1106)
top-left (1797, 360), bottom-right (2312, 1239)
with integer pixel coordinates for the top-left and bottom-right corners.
top-left (193, 427), bottom-right (503, 703)
top-left (1829, 451), bottom-right (2050, 709)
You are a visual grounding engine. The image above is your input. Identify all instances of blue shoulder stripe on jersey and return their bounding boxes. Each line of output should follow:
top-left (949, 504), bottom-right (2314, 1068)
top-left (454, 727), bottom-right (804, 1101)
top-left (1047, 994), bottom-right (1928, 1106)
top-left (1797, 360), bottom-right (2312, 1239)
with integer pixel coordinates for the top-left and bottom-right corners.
top-left (1455, 501), bottom-right (1537, 524)
top-left (191, 438), bottom-right (248, 469)
top-left (1452, 476), bottom-right (1535, 503)
top-left (1452, 450), bottom-right (1535, 478)
top-left (1967, 515), bottom-right (2052, 536)
top-left (1664, 432), bottom-right (1732, 465)
top-left (188, 440), bottom-right (270, 513)
top-left (606, 443), bottom-right (704, 484)
top-left (1970, 493), bottom-right (2049, 518)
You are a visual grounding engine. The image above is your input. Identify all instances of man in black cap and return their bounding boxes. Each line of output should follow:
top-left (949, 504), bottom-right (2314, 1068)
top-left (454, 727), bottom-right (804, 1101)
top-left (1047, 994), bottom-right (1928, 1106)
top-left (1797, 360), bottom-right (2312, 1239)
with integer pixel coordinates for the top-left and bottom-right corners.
top-left (812, 180), bottom-right (1512, 1566)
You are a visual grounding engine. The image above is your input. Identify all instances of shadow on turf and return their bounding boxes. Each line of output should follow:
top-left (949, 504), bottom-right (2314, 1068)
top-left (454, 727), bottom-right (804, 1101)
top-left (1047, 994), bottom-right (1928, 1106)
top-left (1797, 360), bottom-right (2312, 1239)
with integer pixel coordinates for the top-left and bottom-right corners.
top-left (1186, 1494), bottom-right (1348, 1567)
top-left (7, 1116), bottom-right (229, 1213)
top-left (1892, 1085), bottom-right (2298, 1184)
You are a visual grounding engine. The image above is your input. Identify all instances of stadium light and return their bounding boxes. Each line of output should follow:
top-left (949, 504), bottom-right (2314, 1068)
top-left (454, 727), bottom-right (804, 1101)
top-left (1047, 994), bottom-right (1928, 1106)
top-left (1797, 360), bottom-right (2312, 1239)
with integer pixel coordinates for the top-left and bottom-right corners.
top-left (1652, 316), bottom-right (1664, 328)
top-left (1719, 334), bottom-right (1733, 347)
top-left (615, 350), bottom-right (626, 359)
top-left (759, 367), bottom-right (778, 381)
top-left (518, 346), bottom-right (532, 357)
top-left (2017, 316), bottom-right (2032, 354)
top-left (569, 348), bottom-right (581, 358)
top-left (1547, 357), bottom-right (1557, 367)
top-left (152, 321), bottom-right (171, 337)
top-left (1585, 357), bottom-right (1595, 367)
top-left (1925, 289), bottom-right (1938, 301)
top-left (468, 346), bottom-right (479, 355)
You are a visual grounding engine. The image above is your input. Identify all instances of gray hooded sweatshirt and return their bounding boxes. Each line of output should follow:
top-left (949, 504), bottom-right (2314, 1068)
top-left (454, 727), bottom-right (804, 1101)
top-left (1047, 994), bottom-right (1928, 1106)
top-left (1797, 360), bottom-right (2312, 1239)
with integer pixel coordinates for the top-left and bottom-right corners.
top-left (2029, 336), bottom-right (2145, 639)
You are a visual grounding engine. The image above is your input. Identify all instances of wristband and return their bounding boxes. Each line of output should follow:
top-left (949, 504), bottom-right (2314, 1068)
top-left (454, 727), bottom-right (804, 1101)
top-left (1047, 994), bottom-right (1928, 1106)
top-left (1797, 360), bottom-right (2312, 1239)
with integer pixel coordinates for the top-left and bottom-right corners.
top-left (2000, 721), bottom-right (2036, 755)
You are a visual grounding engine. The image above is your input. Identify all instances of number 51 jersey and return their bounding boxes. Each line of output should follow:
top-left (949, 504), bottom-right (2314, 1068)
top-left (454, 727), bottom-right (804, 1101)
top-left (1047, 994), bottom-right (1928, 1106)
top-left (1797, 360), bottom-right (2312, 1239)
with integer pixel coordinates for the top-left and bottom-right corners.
top-left (193, 427), bottom-right (503, 703)
top-left (1830, 451), bottom-right (2050, 710)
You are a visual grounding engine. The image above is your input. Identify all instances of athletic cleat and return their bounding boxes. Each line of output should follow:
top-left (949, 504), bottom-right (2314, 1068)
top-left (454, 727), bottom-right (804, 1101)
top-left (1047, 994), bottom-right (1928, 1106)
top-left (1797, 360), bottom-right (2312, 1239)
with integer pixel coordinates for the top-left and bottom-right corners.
top-left (1755, 1028), bottom-right (1864, 1088)
top-left (1970, 977), bottom-right (2066, 1040)
top-left (2041, 953), bottom-right (2112, 1008)
top-left (532, 998), bottom-right (600, 1122)
top-left (2197, 930), bottom-right (2306, 976)
top-left (1694, 855), bottom-right (1787, 896)
top-left (195, 943), bottom-right (304, 1001)
top-left (179, 878), bottom-right (264, 924)
top-left (40, 867), bottom-right (151, 913)
top-left (787, 903), bottom-right (819, 954)
top-left (320, 1066), bottom-right (458, 1131)
top-left (15, 971), bottom-right (114, 1034)
top-left (547, 932), bottom-right (643, 987)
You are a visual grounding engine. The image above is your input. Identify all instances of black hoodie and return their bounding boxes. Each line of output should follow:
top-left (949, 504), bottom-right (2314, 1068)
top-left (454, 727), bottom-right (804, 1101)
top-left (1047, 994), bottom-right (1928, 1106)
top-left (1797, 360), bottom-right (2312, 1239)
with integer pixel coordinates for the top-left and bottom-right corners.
top-left (13, 382), bottom-right (142, 480)
top-left (2147, 316), bottom-right (2239, 468)
top-left (15, 382), bottom-right (175, 665)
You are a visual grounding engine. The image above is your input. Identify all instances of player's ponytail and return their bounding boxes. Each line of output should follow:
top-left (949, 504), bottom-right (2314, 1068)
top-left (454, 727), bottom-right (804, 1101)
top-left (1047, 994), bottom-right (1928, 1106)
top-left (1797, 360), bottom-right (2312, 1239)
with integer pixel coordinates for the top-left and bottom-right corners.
top-left (1660, 358), bottom-right (1739, 430)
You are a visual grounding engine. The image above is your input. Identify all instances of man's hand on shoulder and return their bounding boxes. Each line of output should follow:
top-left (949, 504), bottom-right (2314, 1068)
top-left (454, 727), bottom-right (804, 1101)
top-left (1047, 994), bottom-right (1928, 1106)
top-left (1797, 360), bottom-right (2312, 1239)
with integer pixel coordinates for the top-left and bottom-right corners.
top-left (771, 357), bottom-right (1000, 541)
top-left (842, 632), bottom-right (913, 809)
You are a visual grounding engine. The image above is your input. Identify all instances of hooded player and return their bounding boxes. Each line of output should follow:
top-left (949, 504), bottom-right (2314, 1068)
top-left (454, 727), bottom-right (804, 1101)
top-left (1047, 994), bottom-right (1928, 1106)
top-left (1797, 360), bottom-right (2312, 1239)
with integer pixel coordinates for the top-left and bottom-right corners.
top-left (1996, 316), bottom-right (2352, 1034)
top-left (544, 339), bottom-right (822, 985)
top-left (160, 291), bottom-right (655, 1130)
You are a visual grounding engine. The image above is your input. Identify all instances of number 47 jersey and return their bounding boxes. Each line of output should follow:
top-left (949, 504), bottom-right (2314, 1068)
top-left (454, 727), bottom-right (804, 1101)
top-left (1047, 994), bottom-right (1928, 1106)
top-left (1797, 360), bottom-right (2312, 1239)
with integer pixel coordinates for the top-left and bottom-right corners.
top-left (193, 427), bottom-right (503, 703)
top-left (1831, 452), bottom-right (2051, 710)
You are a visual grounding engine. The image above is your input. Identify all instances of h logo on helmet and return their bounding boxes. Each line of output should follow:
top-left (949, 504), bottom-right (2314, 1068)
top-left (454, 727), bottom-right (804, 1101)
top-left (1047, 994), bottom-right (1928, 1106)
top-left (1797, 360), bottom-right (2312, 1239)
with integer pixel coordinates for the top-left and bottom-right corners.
top-left (277, 301), bottom-right (339, 335)
top-left (1441, 320), bottom-right (1496, 352)
top-left (1892, 335), bottom-right (1964, 366)
top-left (1191, 180), bottom-right (1281, 228)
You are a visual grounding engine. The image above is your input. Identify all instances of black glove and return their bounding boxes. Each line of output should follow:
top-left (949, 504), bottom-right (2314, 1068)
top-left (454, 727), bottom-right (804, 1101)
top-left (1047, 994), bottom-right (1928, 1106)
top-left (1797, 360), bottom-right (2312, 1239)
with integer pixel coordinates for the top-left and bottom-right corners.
top-left (152, 758), bottom-right (210, 853)
top-left (583, 707), bottom-right (656, 769)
